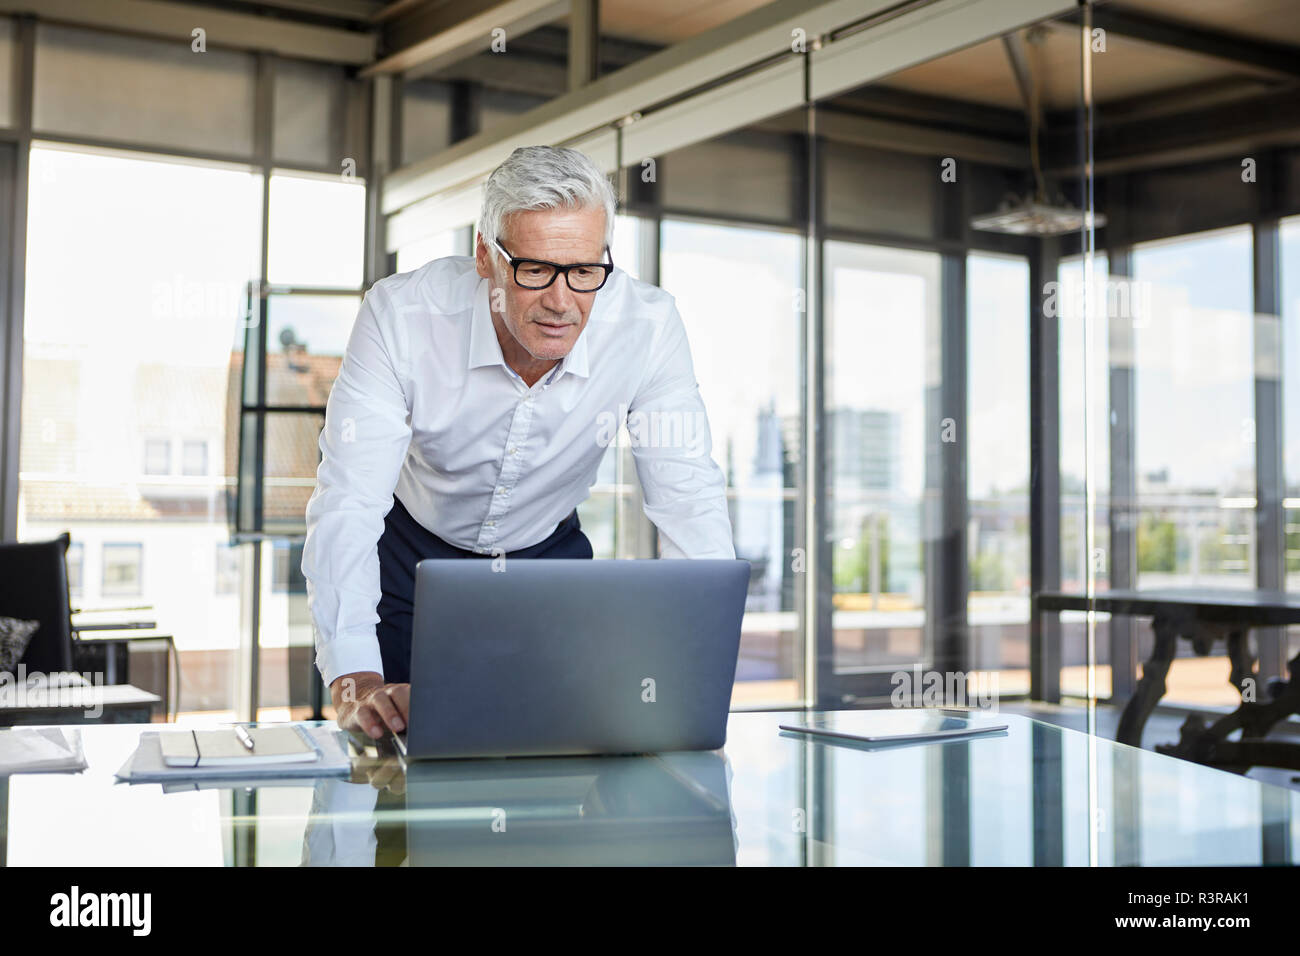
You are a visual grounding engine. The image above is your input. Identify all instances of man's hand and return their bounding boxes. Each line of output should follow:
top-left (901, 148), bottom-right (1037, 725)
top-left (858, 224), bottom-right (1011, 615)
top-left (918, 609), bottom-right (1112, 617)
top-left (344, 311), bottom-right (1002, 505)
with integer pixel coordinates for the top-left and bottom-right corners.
top-left (358, 757), bottom-right (407, 796)
top-left (331, 671), bottom-right (410, 739)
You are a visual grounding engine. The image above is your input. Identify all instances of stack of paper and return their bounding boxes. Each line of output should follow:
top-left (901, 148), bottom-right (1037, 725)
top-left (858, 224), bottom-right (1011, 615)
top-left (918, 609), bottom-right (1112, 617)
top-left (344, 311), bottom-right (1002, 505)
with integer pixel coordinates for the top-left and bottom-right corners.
top-left (0, 727), bottom-right (88, 774)
top-left (116, 723), bottom-right (351, 784)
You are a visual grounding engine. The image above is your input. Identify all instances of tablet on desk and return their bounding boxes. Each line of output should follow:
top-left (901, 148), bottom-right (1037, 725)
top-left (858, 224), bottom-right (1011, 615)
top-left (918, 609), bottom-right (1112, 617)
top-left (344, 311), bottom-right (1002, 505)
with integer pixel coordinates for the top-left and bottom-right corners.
top-left (779, 722), bottom-right (1008, 745)
top-left (779, 711), bottom-right (1008, 748)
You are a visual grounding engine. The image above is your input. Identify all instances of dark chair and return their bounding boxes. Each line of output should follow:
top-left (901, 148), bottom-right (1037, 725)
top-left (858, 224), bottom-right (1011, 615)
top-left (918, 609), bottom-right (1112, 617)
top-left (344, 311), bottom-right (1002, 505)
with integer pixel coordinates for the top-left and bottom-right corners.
top-left (0, 533), bottom-right (73, 673)
top-left (0, 533), bottom-right (178, 721)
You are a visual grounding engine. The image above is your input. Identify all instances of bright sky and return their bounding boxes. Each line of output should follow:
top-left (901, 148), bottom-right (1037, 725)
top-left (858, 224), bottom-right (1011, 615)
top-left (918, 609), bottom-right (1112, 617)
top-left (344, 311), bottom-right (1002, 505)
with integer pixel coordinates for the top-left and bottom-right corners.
top-left (827, 243), bottom-right (934, 497)
top-left (25, 146), bottom-right (365, 366)
top-left (968, 253), bottom-right (1030, 498)
top-left (25, 146), bottom-right (262, 364)
top-left (1060, 226), bottom-right (1274, 494)
top-left (659, 220), bottom-right (802, 488)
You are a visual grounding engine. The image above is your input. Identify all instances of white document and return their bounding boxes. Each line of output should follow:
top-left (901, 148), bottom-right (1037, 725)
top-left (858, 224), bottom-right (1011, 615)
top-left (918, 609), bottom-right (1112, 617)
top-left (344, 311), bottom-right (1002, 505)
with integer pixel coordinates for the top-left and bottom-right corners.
top-left (0, 727), bottom-right (88, 774)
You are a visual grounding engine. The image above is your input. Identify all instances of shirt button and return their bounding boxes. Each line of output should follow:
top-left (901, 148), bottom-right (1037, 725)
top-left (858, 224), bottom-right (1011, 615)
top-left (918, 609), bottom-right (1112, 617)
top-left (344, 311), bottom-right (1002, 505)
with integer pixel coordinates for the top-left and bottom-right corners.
top-left (496, 487), bottom-right (506, 494)
top-left (508, 447), bottom-right (517, 455)
top-left (485, 520), bottom-right (495, 527)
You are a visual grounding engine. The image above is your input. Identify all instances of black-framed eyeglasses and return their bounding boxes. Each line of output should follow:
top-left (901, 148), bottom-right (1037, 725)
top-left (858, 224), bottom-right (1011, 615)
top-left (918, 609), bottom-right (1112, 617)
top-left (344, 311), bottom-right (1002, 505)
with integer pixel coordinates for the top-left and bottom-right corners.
top-left (492, 238), bottom-right (613, 292)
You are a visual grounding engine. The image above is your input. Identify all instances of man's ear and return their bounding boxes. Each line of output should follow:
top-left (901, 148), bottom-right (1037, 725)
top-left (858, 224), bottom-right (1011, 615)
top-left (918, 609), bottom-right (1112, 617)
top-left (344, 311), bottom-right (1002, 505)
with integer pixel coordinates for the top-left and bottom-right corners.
top-left (474, 232), bottom-right (492, 279)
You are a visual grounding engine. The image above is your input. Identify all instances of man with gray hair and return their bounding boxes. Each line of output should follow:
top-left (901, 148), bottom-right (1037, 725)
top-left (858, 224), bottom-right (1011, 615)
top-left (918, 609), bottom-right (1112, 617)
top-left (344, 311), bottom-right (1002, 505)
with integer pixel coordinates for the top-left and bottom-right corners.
top-left (301, 145), bottom-right (735, 739)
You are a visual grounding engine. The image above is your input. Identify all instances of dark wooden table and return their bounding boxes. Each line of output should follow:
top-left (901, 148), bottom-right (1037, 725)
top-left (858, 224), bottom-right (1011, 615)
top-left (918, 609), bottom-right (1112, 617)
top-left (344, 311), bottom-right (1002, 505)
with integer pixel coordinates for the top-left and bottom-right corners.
top-left (1037, 588), bottom-right (1300, 772)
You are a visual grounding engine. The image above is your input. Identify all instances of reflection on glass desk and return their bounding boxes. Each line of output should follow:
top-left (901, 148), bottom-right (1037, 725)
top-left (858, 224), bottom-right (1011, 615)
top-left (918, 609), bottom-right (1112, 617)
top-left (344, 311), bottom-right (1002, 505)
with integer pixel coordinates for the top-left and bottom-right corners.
top-left (1, 710), bottom-right (1297, 865)
top-left (369, 752), bottom-right (736, 866)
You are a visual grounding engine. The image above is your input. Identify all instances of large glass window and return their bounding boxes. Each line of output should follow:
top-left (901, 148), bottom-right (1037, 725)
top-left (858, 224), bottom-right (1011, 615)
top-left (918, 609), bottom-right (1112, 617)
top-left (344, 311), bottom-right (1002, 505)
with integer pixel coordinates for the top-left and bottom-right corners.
top-left (1133, 227), bottom-right (1255, 590)
top-left (967, 252), bottom-right (1030, 695)
top-left (1058, 253), bottom-right (1113, 699)
top-left (266, 172), bottom-right (365, 288)
top-left (610, 212), bottom-right (641, 281)
top-left (395, 228), bottom-right (468, 275)
top-left (825, 242), bottom-right (940, 695)
top-left (576, 214), bottom-right (650, 560)
top-left (19, 145), bottom-right (261, 719)
top-left (250, 170), bottom-right (366, 720)
top-left (1280, 216), bottom-right (1300, 663)
top-left (241, 171), bottom-right (365, 545)
top-left (1058, 253), bottom-right (1111, 593)
top-left (1132, 226), bottom-right (1255, 707)
top-left (660, 220), bottom-right (803, 706)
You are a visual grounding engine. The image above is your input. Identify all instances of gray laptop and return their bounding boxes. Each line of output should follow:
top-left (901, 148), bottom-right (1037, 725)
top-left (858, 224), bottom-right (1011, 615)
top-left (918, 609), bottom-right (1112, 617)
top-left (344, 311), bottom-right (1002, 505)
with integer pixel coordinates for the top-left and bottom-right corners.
top-left (398, 558), bottom-right (751, 760)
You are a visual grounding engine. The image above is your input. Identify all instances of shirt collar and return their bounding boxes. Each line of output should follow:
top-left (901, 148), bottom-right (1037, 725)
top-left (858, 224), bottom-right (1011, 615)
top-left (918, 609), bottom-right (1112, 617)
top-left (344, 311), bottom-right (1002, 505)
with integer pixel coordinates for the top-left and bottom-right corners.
top-left (468, 276), bottom-right (591, 382)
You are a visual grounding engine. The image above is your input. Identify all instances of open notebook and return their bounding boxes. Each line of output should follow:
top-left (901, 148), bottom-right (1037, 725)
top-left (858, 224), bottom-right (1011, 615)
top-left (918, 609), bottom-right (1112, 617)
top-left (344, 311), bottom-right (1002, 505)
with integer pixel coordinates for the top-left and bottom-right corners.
top-left (116, 724), bottom-right (350, 783)
top-left (159, 725), bottom-right (320, 768)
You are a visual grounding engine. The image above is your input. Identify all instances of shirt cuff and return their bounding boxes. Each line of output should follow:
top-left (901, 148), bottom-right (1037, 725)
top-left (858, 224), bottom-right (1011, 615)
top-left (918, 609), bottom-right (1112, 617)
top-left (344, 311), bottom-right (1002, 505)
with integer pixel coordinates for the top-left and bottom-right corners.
top-left (315, 632), bottom-right (386, 689)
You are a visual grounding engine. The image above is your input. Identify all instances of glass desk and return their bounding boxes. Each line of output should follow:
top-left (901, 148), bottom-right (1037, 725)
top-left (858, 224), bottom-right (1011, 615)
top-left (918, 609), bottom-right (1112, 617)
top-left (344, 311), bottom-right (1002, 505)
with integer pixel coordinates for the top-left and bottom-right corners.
top-left (2, 709), bottom-right (1297, 865)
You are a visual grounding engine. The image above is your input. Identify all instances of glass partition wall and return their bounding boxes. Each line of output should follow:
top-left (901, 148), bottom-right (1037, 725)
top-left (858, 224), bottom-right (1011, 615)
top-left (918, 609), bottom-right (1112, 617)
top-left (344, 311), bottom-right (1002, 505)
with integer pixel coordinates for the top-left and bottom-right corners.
top-left (597, 5), bottom-right (1098, 713)
top-left (795, 0), bottom-right (1296, 863)
top-left (808, 11), bottom-right (1092, 711)
top-left (793, 0), bottom-right (1298, 734)
top-left (1081, 0), bottom-right (1300, 737)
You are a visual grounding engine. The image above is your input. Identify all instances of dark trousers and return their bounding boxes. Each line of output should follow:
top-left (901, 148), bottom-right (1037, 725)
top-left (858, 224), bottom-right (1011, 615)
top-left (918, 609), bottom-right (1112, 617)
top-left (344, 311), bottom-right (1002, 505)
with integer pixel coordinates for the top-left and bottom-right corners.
top-left (375, 495), bottom-right (593, 683)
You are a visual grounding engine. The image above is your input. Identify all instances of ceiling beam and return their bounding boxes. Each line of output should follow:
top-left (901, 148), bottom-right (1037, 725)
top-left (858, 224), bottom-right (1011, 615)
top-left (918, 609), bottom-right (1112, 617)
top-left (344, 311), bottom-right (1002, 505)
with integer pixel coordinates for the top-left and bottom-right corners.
top-left (0, 0), bottom-right (375, 64)
top-left (833, 85), bottom-right (1026, 137)
top-left (420, 51), bottom-right (567, 97)
top-left (761, 106), bottom-right (1030, 167)
top-left (205, 0), bottom-right (385, 23)
top-left (568, 0), bottom-right (598, 90)
top-left (1045, 85), bottom-right (1300, 176)
top-left (1066, 4), bottom-right (1300, 81)
top-left (371, 0), bottom-right (427, 24)
top-left (402, 24), bottom-right (661, 97)
top-left (363, 0), bottom-right (567, 77)
top-left (1088, 75), bottom-right (1280, 124)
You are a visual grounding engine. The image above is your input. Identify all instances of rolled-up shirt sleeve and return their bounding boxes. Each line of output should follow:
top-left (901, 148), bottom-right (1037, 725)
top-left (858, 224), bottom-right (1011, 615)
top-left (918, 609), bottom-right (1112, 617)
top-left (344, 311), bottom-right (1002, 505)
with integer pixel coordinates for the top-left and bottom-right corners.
top-left (628, 301), bottom-right (736, 559)
top-left (301, 284), bottom-right (413, 687)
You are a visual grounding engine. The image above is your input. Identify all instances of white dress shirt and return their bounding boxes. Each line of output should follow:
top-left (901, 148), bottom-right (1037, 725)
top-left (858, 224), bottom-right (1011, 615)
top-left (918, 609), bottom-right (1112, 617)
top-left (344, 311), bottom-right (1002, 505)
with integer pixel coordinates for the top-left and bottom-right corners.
top-left (302, 255), bottom-right (735, 687)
